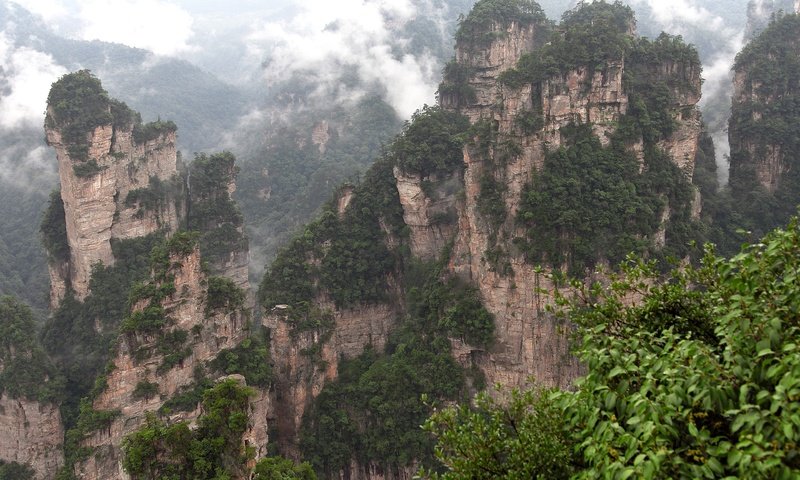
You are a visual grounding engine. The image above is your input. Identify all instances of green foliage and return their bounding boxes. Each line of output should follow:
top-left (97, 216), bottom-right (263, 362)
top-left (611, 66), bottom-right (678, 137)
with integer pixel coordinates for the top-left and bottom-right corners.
top-left (390, 106), bottom-right (470, 178)
top-left (40, 190), bottom-right (69, 263)
top-left (259, 157), bottom-right (405, 320)
top-left (455, 0), bottom-right (549, 49)
top-left (122, 379), bottom-right (252, 480)
top-left (476, 174), bottom-right (507, 234)
top-left (499, 1), bottom-right (634, 87)
top-left (252, 456), bottom-right (317, 480)
top-left (300, 339), bottom-right (465, 478)
top-left (205, 276), bottom-right (245, 314)
top-left (0, 460), bottom-right (35, 480)
top-left (429, 217), bottom-right (800, 478)
top-left (422, 387), bottom-right (576, 479)
top-left (407, 260), bottom-right (495, 348)
top-left (0, 296), bottom-right (63, 402)
top-left (46, 70), bottom-right (115, 160)
top-left (187, 152), bottom-right (248, 268)
top-left (125, 176), bottom-right (183, 219)
top-left (437, 61), bottom-right (477, 108)
top-left (72, 160), bottom-right (105, 178)
top-left (515, 125), bottom-right (653, 275)
top-left (120, 304), bottom-right (169, 334)
top-left (160, 373), bottom-right (212, 415)
top-left (209, 335), bottom-right (273, 388)
top-left (155, 330), bottom-right (191, 374)
top-left (727, 14), bottom-right (800, 240)
top-left (132, 380), bottom-right (159, 400)
top-left (132, 119), bottom-right (177, 144)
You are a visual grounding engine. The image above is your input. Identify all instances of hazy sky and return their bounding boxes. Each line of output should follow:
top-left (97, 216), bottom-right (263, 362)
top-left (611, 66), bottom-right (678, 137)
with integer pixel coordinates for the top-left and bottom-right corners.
top-left (0, 0), bottom-right (775, 184)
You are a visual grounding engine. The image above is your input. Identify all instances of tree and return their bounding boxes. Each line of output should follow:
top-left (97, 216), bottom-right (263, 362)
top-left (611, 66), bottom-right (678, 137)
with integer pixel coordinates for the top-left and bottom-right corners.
top-left (252, 456), bottom-right (316, 480)
top-left (426, 215), bottom-right (800, 479)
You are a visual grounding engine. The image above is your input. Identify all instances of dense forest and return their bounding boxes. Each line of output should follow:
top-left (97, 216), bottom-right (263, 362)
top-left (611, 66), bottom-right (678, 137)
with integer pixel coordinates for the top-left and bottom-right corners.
top-left (1, 0), bottom-right (800, 479)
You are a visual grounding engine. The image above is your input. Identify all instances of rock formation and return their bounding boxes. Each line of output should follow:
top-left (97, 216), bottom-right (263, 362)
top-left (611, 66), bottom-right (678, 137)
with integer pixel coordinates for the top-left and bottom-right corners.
top-left (44, 72), bottom-right (182, 305)
top-left (434, 10), bottom-right (704, 390)
top-left (73, 238), bottom-right (267, 479)
top-left (0, 395), bottom-right (64, 480)
top-left (0, 297), bottom-right (64, 479)
top-left (261, 3), bottom-right (707, 474)
top-left (730, 15), bottom-right (800, 192)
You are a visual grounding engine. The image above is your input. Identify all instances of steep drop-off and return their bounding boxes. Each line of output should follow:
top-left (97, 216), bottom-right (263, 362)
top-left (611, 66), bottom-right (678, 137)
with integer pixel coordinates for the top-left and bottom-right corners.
top-left (71, 234), bottom-right (267, 479)
top-left (259, 1), bottom-right (709, 476)
top-left (728, 13), bottom-right (800, 237)
top-left (44, 70), bottom-right (183, 306)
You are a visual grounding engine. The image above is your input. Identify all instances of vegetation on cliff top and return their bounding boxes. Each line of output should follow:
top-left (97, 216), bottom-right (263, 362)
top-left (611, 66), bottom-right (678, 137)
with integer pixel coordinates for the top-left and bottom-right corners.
top-left (428, 216), bottom-right (800, 478)
top-left (455, 0), bottom-right (549, 49)
top-left (728, 13), bottom-right (800, 240)
top-left (46, 70), bottom-right (177, 163)
top-left (391, 106), bottom-right (470, 178)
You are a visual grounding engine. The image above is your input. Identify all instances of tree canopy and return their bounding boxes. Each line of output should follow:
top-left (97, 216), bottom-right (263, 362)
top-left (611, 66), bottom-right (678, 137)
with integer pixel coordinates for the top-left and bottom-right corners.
top-left (426, 215), bottom-right (800, 478)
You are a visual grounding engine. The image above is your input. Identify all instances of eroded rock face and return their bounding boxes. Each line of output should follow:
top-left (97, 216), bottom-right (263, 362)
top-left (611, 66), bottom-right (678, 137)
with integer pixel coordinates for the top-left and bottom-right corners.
top-left (441, 21), bottom-right (539, 123)
top-left (0, 394), bottom-right (64, 480)
top-left (730, 69), bottom-right (789, 193)
top-left (265, 302), bottom-right (396, 457)
top-left (393, 168), bottom-right (460, 259)
top-left (427, 19), bottom-right (702, 390)
top-left (45, 121), bottom-right (181, 302)
top-left (74, 247), bottom-right (265, 479)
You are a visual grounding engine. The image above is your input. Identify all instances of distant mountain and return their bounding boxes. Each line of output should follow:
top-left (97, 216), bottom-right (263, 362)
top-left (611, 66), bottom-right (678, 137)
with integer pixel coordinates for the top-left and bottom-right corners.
top-left (0, 1), bottom-right (250, 315)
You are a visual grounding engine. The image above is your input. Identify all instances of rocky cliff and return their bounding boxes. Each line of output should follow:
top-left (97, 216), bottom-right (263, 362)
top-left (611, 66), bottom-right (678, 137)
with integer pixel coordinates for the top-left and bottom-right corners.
top-left (432, 4), bottom-right (704, 390)
top-left (44, 71), bottom-right (183, 305)
top-left (259, 1), bottom-right (708, 475)
top-left (0, 297), bottom-right (64, 479)
top-left (73, 236), bottom-right (267, 479)
top-left (727, 13), bottom-right (800, 235)
top-left (0, 395), bottom-right (64, 480)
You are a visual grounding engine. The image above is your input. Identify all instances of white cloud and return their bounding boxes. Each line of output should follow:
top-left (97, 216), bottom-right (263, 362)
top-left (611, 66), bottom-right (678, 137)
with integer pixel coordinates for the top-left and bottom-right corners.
top-left (0, 32), bottom-right (68, 129)
top-left (247, 0), bottom-right (439, 118)
top-left (10, 0), bottom-right (69, 24)
top-left (76, 0), bottom-right (195, 55)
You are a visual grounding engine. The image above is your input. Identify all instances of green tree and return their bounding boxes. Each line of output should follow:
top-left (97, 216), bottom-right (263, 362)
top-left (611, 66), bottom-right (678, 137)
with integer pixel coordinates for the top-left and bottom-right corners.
top-left (423, 387), bottom-right (576, 479)
top-left (252, 456), bottom-right (316, 480)
top-left (427, 215), bottom-right (800, 478)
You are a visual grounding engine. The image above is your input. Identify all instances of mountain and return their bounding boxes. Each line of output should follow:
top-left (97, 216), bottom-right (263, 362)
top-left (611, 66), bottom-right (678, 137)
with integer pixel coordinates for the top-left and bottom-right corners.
top-left (2, 1), bottom-right (800, 479)
top-left (258, 0), bottom-right (712, 475)
top-left (0, 1), bottom-right (249, 317)
top-left (727, 12), bottom-right (800, 239)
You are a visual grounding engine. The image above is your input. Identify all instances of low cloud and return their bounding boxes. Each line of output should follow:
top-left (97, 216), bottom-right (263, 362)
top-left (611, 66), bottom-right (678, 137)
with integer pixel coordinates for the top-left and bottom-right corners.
top-left (247, 0), bottom-right (440, 118)
top-left (10, 0), bottom-right (195, 56)
top-left (0, 32), bottom-right (67, 129)
top-left (76, 0), bottom-right (195, 56)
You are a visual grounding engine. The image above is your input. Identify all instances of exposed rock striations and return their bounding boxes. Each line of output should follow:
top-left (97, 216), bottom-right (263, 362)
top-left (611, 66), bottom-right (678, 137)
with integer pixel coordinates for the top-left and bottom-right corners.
top-left (44, 71), bottom-right (183, 304)
top-left (73, 235), bottom-right (267, 479)
top-left (259, 1), bottom-right (708, 475)
top-left (728, 13), bottom-right (800, 235)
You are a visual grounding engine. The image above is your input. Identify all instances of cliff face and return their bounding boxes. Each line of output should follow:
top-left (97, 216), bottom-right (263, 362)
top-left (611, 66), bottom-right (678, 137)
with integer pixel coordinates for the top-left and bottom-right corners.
top-left (45, 115), bottom-right (181, 304)
top-left (74, 244), bottom-right (265, 479)
top-left (260, 4), bottom-right (706, 474)
top-left (726, 13), bottom-right (800, 237)
top-left (265, 301), bottom-right (396, 459)
top-left (400, 14), bottom-right (704, 391)
top-left (0, 396), bottom-right (63, 479)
